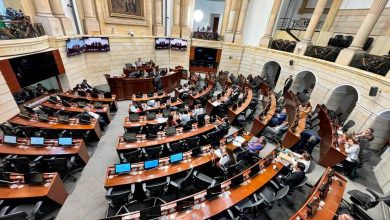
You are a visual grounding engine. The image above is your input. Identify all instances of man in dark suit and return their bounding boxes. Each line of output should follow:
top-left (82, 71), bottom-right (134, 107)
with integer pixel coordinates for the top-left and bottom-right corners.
top-left (281, 162), bottom-right (305, 189)
top-left (283, 75), bottom-right (293, 95)
top-left (291, 129), bottom-right (321, 154)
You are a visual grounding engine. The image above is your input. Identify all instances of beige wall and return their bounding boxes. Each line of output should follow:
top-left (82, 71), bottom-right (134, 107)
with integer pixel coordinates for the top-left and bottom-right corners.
top-left (0, 70), bottom-right (20, 123)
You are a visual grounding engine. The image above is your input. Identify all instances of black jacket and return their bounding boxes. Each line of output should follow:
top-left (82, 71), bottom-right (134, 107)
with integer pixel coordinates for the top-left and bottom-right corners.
top-left (281, 171), bottom-right (305, 189)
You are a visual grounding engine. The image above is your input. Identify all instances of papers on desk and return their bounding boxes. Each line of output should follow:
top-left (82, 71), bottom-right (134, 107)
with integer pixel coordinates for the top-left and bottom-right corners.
top-left (234, 136), bottom-right (246, 144)
top-left (215, 149), bottom-right (222, 158)
top-left (212, 101), bottom-right (221, 106)
top-left (156, 117), bottom-right (168, 124)
top-left (88, 111), bottom-right (100, 119)
top-left (232, 140), bottom-right (242, 147)
top-left (130, 106), bottom-right (137, 112)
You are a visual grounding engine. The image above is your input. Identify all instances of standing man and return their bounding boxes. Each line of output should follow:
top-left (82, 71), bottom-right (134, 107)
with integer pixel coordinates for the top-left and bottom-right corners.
top-left (283, 75), bottom-right (293, 95)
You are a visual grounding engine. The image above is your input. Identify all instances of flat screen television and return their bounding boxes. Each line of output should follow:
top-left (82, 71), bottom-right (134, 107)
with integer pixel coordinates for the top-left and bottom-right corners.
top-left (194, 47), bottom-right (217, 62)
top-left (155, 38), bottom-right (170, 49)
top-left (170, 38), bottom-right (188, 51)
top-left (66, 38), bottom-right (85, 56)
top-left (9, 51), bottom-right (60, 88)
top-left (84, 37), bottom-right (110, 52)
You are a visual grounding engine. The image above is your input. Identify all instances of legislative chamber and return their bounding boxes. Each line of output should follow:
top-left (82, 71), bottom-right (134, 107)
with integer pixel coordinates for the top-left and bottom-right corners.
top-left (0, 0), bottom-right (389, 220)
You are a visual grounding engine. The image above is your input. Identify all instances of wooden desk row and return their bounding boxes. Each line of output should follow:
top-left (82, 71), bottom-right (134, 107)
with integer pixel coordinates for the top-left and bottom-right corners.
top-left (0, 139), bottom-right (89, 164)
top-left (131, 91), bottom-right (169, 102)
top-left (205, 87), bottom-right (232, 115)
top-left (8, 115), bottom-right (102, 140)
top-left (106, 70), bottom-right (185, 100)
top-left (317, 105), bottom-right (347, 167)
top-left (0, 173), bottom-right (68, 205)
top-left (283, 91), bottom-right (311, 149)
top-left (128, 99), bottom-right (183, 114)
top-left (60, 91), bottom-right (118, 111)
top-left (188, 81), bottom-right (215, 107)
top-left (227, 89), bottom-right (253, 123)
top-left (290, 168), bottom-right (347, 220)
top-left (251, 83), bottom-right (277, 136)
top-left (117, 120), bottom-right (221, 151)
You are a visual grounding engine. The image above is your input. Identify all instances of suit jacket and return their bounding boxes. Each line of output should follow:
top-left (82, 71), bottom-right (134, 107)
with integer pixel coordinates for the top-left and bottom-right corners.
top-left (281, 171), bottom-right (305, 189)
top-left (284, 78), bottom-right (293, 90)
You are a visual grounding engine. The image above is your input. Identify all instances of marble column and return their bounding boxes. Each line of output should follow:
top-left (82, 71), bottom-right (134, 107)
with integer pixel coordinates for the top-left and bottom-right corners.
top-left (220, 0), bottom-right (232, 36)
top-left (171, 0), bottom-right (181, 37)
top-left (49, 0), bottom-right (74, 35)
top-left (33, 0), bottom-right (64, 35)
top-left (336, 0), bottom-right (389, 65)
top-left (259, 0), bottom-right (282, 47)
top-left (181, 0), bottom-right (195, 38)
top-left (233, 0), bottom-right (248, 44)
top-left (153, 0), bottom-right (164, 36)
top-left (294, 0), bottom-right (327, 55)
top-left (81, 0), bottom-right (101, 34)
top-left (224, 0), bottom-right (238, 42)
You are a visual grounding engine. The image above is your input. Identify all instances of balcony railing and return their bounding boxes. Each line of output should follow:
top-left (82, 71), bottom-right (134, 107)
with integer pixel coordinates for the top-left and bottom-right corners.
top-left (304, 45), bottom-right (341, 62)
top-left (350, 53), bottom-right (390, 76)
top-left (270, 39), bottom-right (296, 53)
top-left (191, 31), bottom-right (221, 41)
top-left (0, 17), bottom-right (45, 40)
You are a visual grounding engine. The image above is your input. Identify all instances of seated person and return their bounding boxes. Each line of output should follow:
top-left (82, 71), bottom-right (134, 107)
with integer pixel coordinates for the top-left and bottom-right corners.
top-left (81, 79), bottom-right (93, 91)
top-left (166, 115), bottom-right (178, 128)
top-left (247, 136), bottom-right (267, 153)
top-left (353, 128), bottom-right (374, 142)
top-left (269, 108), bottom-right (287, 126)
top-left (291, 129), bottom-right (321, 154)
top-left (218, 147), bottom-right (236, 169)
top-left (338, 133), bottom-right (347, 145)
top-left (218, 117), bottom-right (230, 130)
top-left (135, 57), bottom-right (143, 67)
top-left (263, 121), bottom-right (289, 141)
top-left (193, 104), bottom-right (204, 119)
top-left (289, 151), bottom-right (311, 173)
top-left (35, 83), bottom-right (48, 96)
top-left (179, 110), bottom-right (191, 124)
top-left (280, 162), bottom-right (306, 189)
top-left (148, 59), bottom-right (155, 66)
top-left (341, 137), bottom-right (360, 177)
top-left (299, 103), bottom-right (311, 114)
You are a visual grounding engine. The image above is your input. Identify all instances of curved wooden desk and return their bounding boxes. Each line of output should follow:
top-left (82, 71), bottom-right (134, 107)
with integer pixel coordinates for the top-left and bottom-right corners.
top-left (60, 91), bottom-right (117, 111)
top-left (188, 82), bottom-right (215, 107)
top-left (0, 139), bottom-right (89, 164)
top-left (41, 101), bottom-right (111, 122)
top-left (117, 120), bottom-right (221, 151)
top-left (0, 173), bottom-right (68, 205)
top-left (227, 89), bottom-right (253, 123)
top-left (205, 88), bottom-right (232, 115)
top-left (317, 105), bottom-right (346, 167)
top-left (128, 100), bottom-right (183, 114)
top-left (290, 168), bottom-right (347, 220)
top-left (251, 84), bottom-right (277, 136)
top-left (131, 92), bottom-right (168, 102)
top-left (106, 70), bottom-right (184, 100)
top-left (8, 116), bottom-right (102, 139)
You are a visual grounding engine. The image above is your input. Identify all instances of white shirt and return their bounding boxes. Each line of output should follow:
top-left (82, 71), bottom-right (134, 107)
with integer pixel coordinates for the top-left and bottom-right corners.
top-left (193, 108), bottom-right (204, 118)
top-left (345, 144), bottom-right (360, 162)
top-left (136, 61), bottom-right (143, 67)
top-left (180, 113), bottom-right (191, 123)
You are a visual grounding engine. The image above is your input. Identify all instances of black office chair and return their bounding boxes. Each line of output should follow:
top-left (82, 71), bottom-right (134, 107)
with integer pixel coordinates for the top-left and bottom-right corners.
top-left (168, 141), bottom-right (186, 153)
top-left (2, 157), bottom-right (39, 173)
top-left (41, 156), bottom-right (81, 181)
top-left (119, 149), bottom-right (143, 163)
top-left (192, 170), bottom-right (216, 190)
top-left (258, 180), bottom-right (293, 207)
top-left (105, 184), bottom-right (136, 216)
top-left (142, 177), bottom-right (170, 205)
top-left (186, 136), bottom-right (200, 149)
top-left (221, 160), bottom-right (244, 178)
top-left (170, 168), bottom-right (194, 197)
top-left (5, 201), bottom-right (44, 220)
top-left (142, 146), bottom-right (163, 160)
top-left (233, 194), bottom-right (271, 220)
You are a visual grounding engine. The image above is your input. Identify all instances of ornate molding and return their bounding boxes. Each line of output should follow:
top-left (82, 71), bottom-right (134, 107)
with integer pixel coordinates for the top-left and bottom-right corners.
top-left (101, 0), bottom-right (150, 26)
top-left (0, 35), bottom-right (50, 57)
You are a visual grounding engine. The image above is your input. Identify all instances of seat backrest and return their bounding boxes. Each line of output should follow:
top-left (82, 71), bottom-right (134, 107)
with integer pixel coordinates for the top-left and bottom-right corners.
top-left (193, 171), bottom-right (214, 189)
top-left (180, 168), bottom-right (194, 188)
top-left (122, 149), bottom-right (142, 162)
top-left (145, 181), bottom-right (168, 197)
top-left (144, 146), bottom-right (163, 159)
top-left (43, 158), bottom-right (68, 172)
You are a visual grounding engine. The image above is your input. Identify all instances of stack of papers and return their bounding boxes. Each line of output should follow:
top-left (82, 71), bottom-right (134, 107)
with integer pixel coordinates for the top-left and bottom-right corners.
top-left (234, 136), bottom-right (245, 144)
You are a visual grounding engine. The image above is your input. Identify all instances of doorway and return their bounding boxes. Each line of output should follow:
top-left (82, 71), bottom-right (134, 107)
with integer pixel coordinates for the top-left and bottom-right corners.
top-left (210, 14), bottom-right (220, 33)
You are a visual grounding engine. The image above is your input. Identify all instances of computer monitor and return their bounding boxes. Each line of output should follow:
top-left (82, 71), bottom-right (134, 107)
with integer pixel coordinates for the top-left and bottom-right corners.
top-left (147, 100), bottom-right (155, 106)
top-left (140, 205), bottom-right (161, 220)
top-left (114, 163), bottom-right (131, 175)
top-left (210, 140), bottom-right (220, 149)
top-left (206, 184), bottom-right (222, 200)
top-left (162, 108), bottom-right (171, 117)
top-left (58, 137), bottom-right (73, 146)
top-left (147, 112), bottom-right (156, 120)
top-left (3, 135), bottom-right (17, 145)
top-left (24, 173), bottom-right (44, 185)
top-left (58, 115), bottom-right (70, 123)
top-left (0, 172), bottom-right (11, 182)
top-left (176, 196), bottom-right (195, 211)
top-left (144, 159), bottom-right (159, 170)
top-left (165, 126), bottom-right (176, 136)
top-left (192, 147), bottom-right (202, 157)
top-left (30, 137), bottom-right (45, 145)
top-left (249, 164), bottom-right (261, 177)
top-left (230, 174), bottom-right (244, 189)
top-left (197, 114), bottom-right (206, 127)
top-left (170, 153), bottom-right (183, 164)
top-left (129, 113), bottom-right (140, 121)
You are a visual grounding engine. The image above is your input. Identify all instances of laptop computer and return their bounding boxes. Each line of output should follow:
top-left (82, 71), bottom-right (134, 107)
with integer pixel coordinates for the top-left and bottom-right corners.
top-left (165, 126), bottom-right (176, 136)
top-left (206, 184), bottom-right (222, 200)
top-left (3, 135), bottom-right (17, 145)
top-left (58, 137), bottom-right (73, 146)
top-left (77, 101), bottom-right (87, 108)
top-left (58, 115), bottom-right (70, 124)
top-left (24, 173), bottom-right (44, 185)
top-left (147, 100), bottom-right (156, 107)
top-left (129, 113), bottom-right (140, 122)
top-left (30, 137), bottom-right (45, 146)
top-left (114, 163), bottom-right (131, 175)
top-left (162, 108), bottom-right (171, 118)
top-left (144, 159), bottom-right (159, 170)
top-left (176, 197), bottom-right (195, 211)
top-left (169, 152), bottom-right (183, 164)
top-left (230, 174), bottom-right (244, 189)
top-left (146, 112), bottom-right (156, 120)
top-left (124, 132), bottom-right (137, 143)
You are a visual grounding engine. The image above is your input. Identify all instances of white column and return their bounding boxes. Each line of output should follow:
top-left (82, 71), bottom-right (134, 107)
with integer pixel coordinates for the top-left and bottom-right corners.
top-left (224, 0), bottom-right (238, 42)
top-left (220, 0), bottom-right (232, 35)
top-left (259, 0), bottom-right (282, 47)
top-left (49, 0), bottom-right (74, 35)
top-left (171, 0), bottom-right (181, 37)
top-left (153, 0), bottom-right (164, 36)
top-left (181, 0), bottom-right (195, 38)
top-left (233, 0), bottom-right (248, 44)
top-left (33, 0), bottom-right (64, 36)
top-left (81, 0), bottom-right (101, 34)
top-left (336, 0), bottom-right (389, 65)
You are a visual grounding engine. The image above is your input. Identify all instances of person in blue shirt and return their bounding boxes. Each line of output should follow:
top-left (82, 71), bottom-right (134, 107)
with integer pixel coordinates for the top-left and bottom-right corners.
top-left (291, 129), bottom-right (321, 154)
top-left (270, 108), bottom-right (288, 126)
top-left (247, 136), bottom-right (267, 153)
